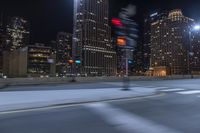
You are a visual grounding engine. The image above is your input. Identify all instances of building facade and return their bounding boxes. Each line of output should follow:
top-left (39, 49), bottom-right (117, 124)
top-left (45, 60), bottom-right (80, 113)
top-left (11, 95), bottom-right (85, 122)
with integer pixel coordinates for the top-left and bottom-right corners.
top-left (0, 25), bottom-right (4, 74)
top-left (3, 48), bottom-right (28, 77)
top-left (191, 30), bottom-right (200, 74)
top-left (27, 43), bottom-right (52, 76)
top-left (6, 17), bottom-right (29, 51)
top-left (73, 0), bottom-right (117, 76)
top-left (143, 11), bottom-right (168, 72)
top-left (0, 14), bottom-right (6, 75)
top-left (56, 32), bottom-right (72, 75)
top-left (150, 9), bottom-right (193, 75)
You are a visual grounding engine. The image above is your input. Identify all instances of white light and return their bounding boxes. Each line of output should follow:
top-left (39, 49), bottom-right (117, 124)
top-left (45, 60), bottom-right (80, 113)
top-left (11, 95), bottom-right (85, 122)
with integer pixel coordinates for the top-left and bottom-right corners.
top-left (150, 12), bottom-right (158, 17)
top-left (193, 25), bottom-right (200, 30)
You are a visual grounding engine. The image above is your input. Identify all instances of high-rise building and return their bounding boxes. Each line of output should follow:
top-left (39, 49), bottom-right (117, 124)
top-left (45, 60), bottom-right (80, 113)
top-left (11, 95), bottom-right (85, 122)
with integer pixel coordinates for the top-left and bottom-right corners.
top-left (150, 9), bottom-right (194, 75)
top-left (132, 41), bottom-right (144, 75)
top-left (0, 13), bottom-right (6, 74)
top-left (6, 17), bottom-right (29, 51)
top-left (73, 0), bottom-right (117, 76)
top-left (191, 30), bottom-right (200, 74)
top-left (143, 11), bottom-right (168, 72)
top-left (56, 32), bottom-right (72, 75)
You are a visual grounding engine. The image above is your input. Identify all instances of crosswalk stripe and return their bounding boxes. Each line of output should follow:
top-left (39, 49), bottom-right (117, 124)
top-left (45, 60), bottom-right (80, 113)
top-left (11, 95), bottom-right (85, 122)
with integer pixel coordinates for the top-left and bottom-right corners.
top-left (153, 87), bottom-right (169, 89)
top-left (177, 90), bottom-right (200, 95)
top-left (160, 88), bottom-right (185, 92)
top-left (85, 103), bottom-right (181, 133)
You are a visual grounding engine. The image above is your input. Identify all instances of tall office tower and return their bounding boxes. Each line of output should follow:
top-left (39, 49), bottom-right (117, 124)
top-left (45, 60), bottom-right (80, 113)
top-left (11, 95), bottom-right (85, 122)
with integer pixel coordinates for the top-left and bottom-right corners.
top-left (132, 41), bottom-right (144, 75)
top-left (190, 30), bottom-right (200, 74)
top-left (6, 17), bottom-right (29, 51)
top-left (0, 24), bottom-right (3, 74)
top-left (150, 9), bottom-right (194, 75)
top-left (73, 0), bottom-right (117, 76)
top-left (0, 13), bottom-right (6, 74)
top-left (56, 32), bottom-right (72, 75)
top-left (143, 11), bottom-right (168, 72)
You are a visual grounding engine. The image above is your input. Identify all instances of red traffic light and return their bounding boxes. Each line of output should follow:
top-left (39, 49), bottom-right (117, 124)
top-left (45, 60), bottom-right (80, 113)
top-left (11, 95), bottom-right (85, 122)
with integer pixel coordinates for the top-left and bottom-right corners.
top-left (112, 18), bottom-right (122, 26)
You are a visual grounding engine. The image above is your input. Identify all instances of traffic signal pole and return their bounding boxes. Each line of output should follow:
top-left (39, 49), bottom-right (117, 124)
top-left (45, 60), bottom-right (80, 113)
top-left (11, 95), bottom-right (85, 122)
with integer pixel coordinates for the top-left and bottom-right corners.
top-left (112, 4), bottom-right (137, 90)
top-left (125, 49), bottom-right (129, 76)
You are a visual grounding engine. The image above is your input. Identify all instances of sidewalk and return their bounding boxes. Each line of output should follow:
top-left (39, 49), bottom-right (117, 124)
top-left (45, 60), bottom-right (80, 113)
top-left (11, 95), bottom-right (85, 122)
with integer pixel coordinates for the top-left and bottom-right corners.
top-left (0, 87), bottom-right (157, 112)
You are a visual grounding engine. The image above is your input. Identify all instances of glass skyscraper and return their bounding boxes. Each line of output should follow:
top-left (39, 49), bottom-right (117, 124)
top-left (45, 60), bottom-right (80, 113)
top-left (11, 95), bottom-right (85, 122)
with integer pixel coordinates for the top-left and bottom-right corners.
top-left (73, 0), bottom-right (117, 76)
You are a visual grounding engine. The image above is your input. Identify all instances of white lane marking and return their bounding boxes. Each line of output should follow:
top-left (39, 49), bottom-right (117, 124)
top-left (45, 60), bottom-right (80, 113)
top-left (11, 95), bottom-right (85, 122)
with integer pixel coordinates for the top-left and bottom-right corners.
top-left (85, 103), bottom-right (181, 133)
top-left (177, 90), bottom-right (200, 95)
top-left (160, 88), bottom-right (185, 92)
top-left (153, 87), bottom-right (169, 89)
top-left (0, 94), bottom-right (163, 115)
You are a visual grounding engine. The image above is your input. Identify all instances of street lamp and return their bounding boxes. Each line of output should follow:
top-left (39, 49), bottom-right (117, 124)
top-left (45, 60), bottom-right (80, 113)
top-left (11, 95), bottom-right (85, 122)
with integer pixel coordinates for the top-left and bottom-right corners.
top-left (193, 25), bottom-right (200, 31)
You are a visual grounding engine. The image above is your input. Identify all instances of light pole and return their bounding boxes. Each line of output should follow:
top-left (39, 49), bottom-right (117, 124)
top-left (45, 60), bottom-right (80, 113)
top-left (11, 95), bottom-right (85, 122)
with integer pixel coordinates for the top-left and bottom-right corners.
top-left (111, 5), bottom-right (137, 91)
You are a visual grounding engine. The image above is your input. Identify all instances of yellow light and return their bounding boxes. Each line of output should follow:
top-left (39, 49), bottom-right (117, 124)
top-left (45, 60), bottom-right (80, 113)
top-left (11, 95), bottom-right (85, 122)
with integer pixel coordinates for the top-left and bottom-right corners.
top-left (68, 60), bottom-right (74, 63)
top-left (161, 70), bottom-right (166, 76)
top-left (117, 36), bottom-right (126, 46)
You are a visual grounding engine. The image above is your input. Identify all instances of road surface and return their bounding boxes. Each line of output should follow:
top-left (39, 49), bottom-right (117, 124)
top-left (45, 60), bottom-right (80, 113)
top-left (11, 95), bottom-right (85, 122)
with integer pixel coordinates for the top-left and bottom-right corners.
top-left (1, 79), bottom-right (200, 133)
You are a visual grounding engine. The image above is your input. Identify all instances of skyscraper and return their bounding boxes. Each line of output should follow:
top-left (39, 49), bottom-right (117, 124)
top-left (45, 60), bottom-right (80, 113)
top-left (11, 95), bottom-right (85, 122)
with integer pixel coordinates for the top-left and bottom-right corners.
top-left (150, 9), bottom-right (194, 75)
top-left (73, 0), bottom-right (117, 76)
top-left (6, 17), bottom-right (29, 51)
top-left (0, 13), bottom-right (6, 74)
top-left (56, 32), bottom-right (72, 75)
top-left (143, 11), bottom-right (168, 72)
top-left (0, 24), bottom-right (4, 74)
top-left (190, 29), bottom-right (200, 74)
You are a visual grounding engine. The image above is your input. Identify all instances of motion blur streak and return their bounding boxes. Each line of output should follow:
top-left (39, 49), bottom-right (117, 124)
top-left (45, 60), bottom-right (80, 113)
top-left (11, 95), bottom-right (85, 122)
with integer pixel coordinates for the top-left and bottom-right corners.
top-left (85, 103), bottom-right (182, 133)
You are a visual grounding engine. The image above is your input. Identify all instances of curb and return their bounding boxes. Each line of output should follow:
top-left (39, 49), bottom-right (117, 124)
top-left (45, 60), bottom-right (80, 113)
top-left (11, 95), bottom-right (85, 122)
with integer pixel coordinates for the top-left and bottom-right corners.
top-left (0, 92), bottom-right (162, 114)
top-left (0, 84), bottom-right (9, 90)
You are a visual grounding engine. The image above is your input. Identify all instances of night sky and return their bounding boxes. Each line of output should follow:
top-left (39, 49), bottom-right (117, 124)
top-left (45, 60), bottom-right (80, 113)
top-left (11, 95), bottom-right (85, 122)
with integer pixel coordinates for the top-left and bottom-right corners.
top-left (1, 0), bottom-right (200, 44)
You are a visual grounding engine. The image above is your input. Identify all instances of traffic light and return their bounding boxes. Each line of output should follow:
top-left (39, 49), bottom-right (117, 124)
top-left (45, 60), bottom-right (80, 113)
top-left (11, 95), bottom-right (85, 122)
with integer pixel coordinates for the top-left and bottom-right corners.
top-left (112, 18), bottom-right (122, 27)
top-left (117, 36), bottom-right (126, 46)
top-left (128, 60), bottom-right (133, 64)
top-left (112, 17), bottom-right (138, 49)
top-left (68, 60), bottom-right (74, 64)
top-left (75, 60), bottom-right (81, 64)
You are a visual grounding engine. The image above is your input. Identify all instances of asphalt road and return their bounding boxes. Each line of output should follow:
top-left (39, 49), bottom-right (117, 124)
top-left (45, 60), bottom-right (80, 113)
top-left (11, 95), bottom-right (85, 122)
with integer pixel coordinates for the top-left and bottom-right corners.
top-left (1, 84), bottom-right (200, 133)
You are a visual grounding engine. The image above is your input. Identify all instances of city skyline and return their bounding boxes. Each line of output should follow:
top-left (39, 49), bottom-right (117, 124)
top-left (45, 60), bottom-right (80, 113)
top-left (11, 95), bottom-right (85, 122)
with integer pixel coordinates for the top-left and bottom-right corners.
top-left (0, 0), bottom-right (200, 77)
top-left (1, 2), bottom-right (200, 132)
top-left (1, 0), bottom-right (200, 43)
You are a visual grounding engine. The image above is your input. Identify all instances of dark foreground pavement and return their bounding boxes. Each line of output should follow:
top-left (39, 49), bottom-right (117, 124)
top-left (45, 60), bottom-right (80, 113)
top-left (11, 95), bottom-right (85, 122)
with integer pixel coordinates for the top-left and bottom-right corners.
top-left (1, 88), bottom-right (200, 133)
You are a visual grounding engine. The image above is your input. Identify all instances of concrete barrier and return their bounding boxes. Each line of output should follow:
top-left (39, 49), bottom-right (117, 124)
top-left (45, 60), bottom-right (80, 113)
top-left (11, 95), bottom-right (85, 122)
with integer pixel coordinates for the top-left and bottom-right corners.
top-left (0, 75), bottom-right (200, 89)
